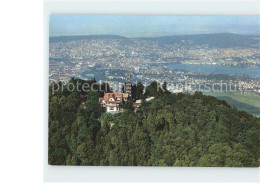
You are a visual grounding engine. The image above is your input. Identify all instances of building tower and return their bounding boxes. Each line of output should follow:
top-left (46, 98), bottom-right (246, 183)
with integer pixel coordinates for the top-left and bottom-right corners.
top-left (125, 73), bottom-right (132, 98)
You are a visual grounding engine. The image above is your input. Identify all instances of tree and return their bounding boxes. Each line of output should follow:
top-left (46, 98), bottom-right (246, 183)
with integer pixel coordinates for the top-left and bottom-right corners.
top-left (136, 82), bottom-right (145, 100)
top-left (162, 81), bottom-right (171, 94)
top-left (144, 81), bottom-right (163, 98)
top-left (49, 79), bottom-right (260, 167)
top-left (123, 100), bottom-right (134, 111)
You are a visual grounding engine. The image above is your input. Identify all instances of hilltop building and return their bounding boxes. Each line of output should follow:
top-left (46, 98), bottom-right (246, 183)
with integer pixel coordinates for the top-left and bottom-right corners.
top-left (99, 74), bottom-right (132, 114)
top-left (99, 93), bottom-right (129, 113)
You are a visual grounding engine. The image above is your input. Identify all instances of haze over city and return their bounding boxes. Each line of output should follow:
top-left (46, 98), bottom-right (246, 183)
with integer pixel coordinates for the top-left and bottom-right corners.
top-left (50, 15), bottom-right (260, 37)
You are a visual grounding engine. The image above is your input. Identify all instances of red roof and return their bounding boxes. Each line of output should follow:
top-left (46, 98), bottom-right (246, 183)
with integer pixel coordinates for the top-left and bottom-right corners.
top-left (100, 93), bottom-right (124, 104)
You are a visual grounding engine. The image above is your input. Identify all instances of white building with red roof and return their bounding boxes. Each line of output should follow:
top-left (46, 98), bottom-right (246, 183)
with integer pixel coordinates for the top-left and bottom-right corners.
top-left (99, 93), bottom-right (129, 113)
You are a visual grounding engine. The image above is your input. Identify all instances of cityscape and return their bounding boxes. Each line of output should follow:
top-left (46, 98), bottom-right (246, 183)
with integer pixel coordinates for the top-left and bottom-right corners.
top-left (49, 34), bottom-right (260, 94)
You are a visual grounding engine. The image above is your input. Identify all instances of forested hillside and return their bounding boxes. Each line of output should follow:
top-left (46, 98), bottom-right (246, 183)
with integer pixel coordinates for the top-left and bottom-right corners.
top-left (49, 79), bottom-right (260, 167)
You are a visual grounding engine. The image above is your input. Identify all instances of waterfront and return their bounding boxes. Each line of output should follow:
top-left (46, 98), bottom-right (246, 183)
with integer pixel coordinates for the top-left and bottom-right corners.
top-left (166, 64), bottom-right (260, 79)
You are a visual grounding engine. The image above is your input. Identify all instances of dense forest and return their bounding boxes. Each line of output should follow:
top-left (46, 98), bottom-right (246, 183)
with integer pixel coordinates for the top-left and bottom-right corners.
top-left (49, 78), bottom-right (260, 167)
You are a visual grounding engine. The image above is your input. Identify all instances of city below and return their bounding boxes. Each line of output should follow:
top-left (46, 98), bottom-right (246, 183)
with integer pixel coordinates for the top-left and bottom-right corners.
top-left (49, 33), bottom-right (260, 95)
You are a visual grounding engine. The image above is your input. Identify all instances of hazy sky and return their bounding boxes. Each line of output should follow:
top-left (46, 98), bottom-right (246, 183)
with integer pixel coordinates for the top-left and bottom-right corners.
top-left (49, 15), bottom-right (260, 37)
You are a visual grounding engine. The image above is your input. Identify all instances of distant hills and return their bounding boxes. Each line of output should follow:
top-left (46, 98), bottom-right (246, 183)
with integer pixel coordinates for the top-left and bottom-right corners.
top-left (49, 35), bottom-right (126, 43)
top-left (146, 33), bottom-right (260, 48)
top-left (50, 33), bottom-right (260, 48)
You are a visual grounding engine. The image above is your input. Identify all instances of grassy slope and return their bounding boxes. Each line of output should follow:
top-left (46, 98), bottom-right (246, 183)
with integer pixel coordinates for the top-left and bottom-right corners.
top-left (205, 92), bottom-right (260, 117)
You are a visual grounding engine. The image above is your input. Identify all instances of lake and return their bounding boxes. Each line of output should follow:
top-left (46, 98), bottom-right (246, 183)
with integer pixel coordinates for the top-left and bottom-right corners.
top-left (166, 64), bottom-right (260, 78)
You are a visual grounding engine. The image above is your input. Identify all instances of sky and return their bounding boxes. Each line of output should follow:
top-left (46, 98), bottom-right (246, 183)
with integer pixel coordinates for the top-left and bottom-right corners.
top-left (49, 15), bottom-right (260, 37)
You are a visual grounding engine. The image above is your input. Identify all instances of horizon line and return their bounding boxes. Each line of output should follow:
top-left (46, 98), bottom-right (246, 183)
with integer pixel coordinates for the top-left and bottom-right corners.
top-left (49, 32), bottom-right (260, 39)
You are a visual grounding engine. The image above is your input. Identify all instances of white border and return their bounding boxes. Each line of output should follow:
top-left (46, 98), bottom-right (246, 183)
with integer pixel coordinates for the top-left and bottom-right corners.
top-left (44, 0), bottom-right (260, 182)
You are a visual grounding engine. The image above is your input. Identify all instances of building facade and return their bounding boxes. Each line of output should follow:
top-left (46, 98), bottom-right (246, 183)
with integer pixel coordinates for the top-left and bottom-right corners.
top-left (99, 92), bottom-right (129, 113)
top-left (99, 73), bottom-right (132, 114)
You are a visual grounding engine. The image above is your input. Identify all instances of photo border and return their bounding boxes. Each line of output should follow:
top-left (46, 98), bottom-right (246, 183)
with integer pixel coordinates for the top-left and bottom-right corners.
top-left (44, 0), bottom-right (260, 182)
